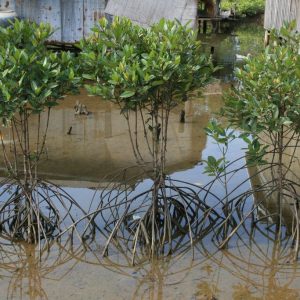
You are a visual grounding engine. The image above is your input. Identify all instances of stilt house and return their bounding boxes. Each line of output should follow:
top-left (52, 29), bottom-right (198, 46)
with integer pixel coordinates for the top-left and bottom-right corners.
top-left (0, 0), bottom-right (226, 43)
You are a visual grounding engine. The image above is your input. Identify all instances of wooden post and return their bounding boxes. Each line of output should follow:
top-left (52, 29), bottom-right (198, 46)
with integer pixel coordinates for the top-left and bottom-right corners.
top-left (264, 30), bottom-right (270, 47)
top-left (198, 19), bottom-right (202, 33)
top-left (218, 20), bottom-right (221, 33)
top-left (215, 0), bottom-right (221, 16)
top-left (203, 20), bottom-right (207, 34)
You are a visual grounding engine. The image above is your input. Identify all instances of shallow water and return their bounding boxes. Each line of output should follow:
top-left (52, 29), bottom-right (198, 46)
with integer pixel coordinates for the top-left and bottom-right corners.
top-left (0, 84), bottom-right (226, 187)
top-left (1, 17), bottom-right (300, 300)
top-left (0, 186), bottom-right (299, 300)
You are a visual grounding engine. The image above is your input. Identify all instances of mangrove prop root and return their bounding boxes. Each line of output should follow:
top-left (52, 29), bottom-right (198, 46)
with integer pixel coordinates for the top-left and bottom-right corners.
top-left (0, 178), bottom-right (95, 246)
top-left (89, 157), bottom-right (300, 263)
top-left (93, 176), bottom-right (220, 263)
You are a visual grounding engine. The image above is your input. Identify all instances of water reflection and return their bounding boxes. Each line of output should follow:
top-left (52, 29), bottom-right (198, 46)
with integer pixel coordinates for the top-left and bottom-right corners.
top-left (0, 237), bottom-right (88, 300)
top-left (0, 225), bottom-right (299, 300)
top-left (0, 83), bottom-right (225, 187)
top-left (200, 16), bottom-right (265, 82)
top-left (195, 229), bottom-right (300, 299)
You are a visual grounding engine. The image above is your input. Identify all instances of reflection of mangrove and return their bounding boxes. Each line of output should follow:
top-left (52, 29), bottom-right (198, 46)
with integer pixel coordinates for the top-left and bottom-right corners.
top-left (0, 235), bottom-right (89, 300)
top-left (197, 222), bottom-right (300, 299)
top-left (110, 228), bottom-right (299, 299)
top-left (129, 255), bottom-right (195, 300)
top-left (81, 235), bottom-right (201, 300)
top-left (78, 206), bottom-right (300, 299)
top-left (1, 157), bottom-right (295, 298)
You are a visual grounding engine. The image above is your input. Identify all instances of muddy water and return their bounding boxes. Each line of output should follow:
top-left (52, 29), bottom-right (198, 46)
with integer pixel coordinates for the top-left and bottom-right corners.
top-left (1, 18), bottom-right (300, 300)
top-left (37, 86), bottom-right (224, 185)
top-left (1, 232), bottom-right (299, 300)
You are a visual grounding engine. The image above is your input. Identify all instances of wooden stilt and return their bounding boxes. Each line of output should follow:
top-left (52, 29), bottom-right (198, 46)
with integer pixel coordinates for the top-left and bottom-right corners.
top-left (198, 19), bottom-right (202, 33)
top-left (264, 30), bottom-right (270, 47)
top-left (203, 20), bottom-right (207, 34)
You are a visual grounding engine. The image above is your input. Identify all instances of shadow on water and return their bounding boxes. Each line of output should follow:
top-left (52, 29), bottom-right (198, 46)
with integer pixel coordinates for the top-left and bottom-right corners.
top-left (1, 16), bottom-right (300, 300)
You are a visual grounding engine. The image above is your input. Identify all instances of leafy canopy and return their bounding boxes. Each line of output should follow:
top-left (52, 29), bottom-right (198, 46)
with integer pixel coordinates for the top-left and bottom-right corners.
top-left (221, 0), bottom-right (265, 16)
top-left (0, 19), bottom-right (79, 124)
top-left (79, 17), bottom-right (213, 112)
top-left (223, 21), bottom-right (300, 135)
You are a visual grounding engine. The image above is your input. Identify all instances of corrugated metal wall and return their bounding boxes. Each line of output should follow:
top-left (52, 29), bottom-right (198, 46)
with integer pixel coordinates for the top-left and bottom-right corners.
top-left (264, 0), bottom-right (300, 31)
top-left (104, 0), bottom-right (198, 28)
top-left (0, 0), bottom-right (107, 42)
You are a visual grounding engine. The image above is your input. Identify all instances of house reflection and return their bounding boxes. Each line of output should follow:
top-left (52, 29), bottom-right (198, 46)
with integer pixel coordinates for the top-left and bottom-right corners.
top-left (0, 84), bottom-right (225, 186)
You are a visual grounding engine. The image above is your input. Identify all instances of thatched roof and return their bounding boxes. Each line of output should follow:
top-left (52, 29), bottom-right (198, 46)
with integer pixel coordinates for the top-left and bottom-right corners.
top-left (105, 0), bottom-right (198, 28)
top-left (264, 0), bottom-right (300, 31)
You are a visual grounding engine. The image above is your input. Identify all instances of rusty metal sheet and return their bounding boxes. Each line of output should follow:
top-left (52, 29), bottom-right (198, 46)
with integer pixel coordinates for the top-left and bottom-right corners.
top-left (0, 0), bottom-right (15, 10)
top-left (35, 0), bottom-right (62, 41)
top-left (105, 0), bottom-right (198, 28)
top-left (0, 0), bottom-right (108, 43)
top-left (0, 0), bottom-right (61, 40)
top-left (83, 0), bottom-right (106, 38)
top-left (61, 0), bottom-right (84, 42)
top-left (22, 0), bottom-right (61, 41)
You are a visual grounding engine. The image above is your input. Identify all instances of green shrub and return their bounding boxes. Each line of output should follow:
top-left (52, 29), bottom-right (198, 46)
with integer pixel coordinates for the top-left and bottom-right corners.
top-left (221, 0), bottom-right (265, 16)
top-left (80, 17), bottom-right (214, 171)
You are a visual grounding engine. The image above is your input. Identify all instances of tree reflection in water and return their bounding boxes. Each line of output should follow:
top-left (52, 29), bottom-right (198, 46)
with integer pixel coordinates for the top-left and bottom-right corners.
top-left (0, 234), bottom-right (89, 300)
top-left (0, 204), bottom-right (299, 299)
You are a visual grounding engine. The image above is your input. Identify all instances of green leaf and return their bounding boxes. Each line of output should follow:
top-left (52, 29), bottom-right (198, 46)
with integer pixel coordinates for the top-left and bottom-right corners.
top-left (120, 90), bottom-right (135, 98)
top-left (151, 80), bottom-right (164, 87)
top-left (69, 68), bottom-right (75, 80)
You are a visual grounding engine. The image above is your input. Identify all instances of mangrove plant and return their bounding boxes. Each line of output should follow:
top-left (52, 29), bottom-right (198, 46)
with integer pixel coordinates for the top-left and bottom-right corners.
top-left (80, 17), bottom-right (217, 261)
top-left (211, 21), bottom-right (300, 256)
top-left (0, 20), bottom-right (86, 245)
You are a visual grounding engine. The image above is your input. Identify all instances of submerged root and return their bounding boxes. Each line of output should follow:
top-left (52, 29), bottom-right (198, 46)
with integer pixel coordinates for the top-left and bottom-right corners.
top-left (208, 178), bottom-right (300, 259)
top-left (0, 178), bottom-right (94, 246)
top-left (95, 176), bottom-right (220, 264)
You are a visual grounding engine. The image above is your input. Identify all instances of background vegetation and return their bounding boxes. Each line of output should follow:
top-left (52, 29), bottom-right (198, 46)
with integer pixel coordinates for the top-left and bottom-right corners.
top-left (221, 0), bottom-right (265, 16)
